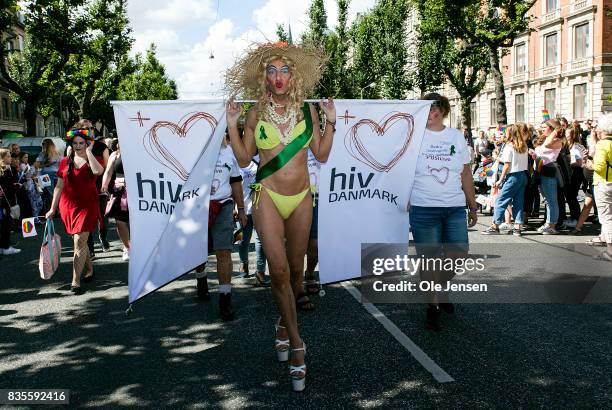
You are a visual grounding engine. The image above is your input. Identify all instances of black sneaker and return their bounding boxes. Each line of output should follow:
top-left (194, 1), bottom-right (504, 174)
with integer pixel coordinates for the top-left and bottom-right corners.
top-left (101, 238), bottom-right (111, 252)
top-left (197, 277), bottom-right (210, 301)
top-left (219, 293), bottom-right (235, 321)
top-left (425, 304), bottom-right (441, 331)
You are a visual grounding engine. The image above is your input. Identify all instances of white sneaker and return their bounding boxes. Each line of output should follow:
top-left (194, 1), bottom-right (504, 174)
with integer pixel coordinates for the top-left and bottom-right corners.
top-left (122, 248), bottom-right (130, 261)
top-left (537, 224), bottom-right (547, 232)
top-left (1, 247), bottom-right (21, 255)
top-left (499, 223), bottom-right (512, 232)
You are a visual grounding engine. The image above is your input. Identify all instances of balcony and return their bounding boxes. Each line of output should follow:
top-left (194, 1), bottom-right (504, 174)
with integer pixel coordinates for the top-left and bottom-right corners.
top-left (511, 72), bottom-right (528, 84)
top-left (539, 9), bottom-right (563, 28)
top-left (566, 58), bottom-right (592, 73)
top-left (569, 0), bottom-right (596, 17)
top-left (540, 65), bottom-right (560, 79)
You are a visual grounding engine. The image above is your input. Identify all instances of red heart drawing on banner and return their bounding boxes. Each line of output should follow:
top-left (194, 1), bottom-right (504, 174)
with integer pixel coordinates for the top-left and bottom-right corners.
top-left (429, 166), bottom-right (449, 184)
top-left (344, 112), bottom-right (415, 172)
top-left (143, 112), bottom-right (218, 181)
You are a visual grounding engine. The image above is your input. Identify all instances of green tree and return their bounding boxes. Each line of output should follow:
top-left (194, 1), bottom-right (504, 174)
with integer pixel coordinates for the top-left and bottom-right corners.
top-left (349, 0), bottom-right (410, 99)
top-left (374, 0), bottom-right (410, 99)
top-left (415, 0), bottom-right (489, 137)
top-left (445, 41), bottom-right (489, 139)
top-left (330, 0), bottom-right (351, 98)
top-left (63, 0), bottom-right (133, 125)
top-left (302, 0), bottom-right (327, 47)
top-left (409, 29), bottom-right (445, 96)
top-left (276, 23), bottom-right (288, 42)
top-left (446, 0), bottom-right (536, 125)
top-left (302, 0), bottom-right (333, 97)
top-left (2, 0), bottom-right (86, 135)
top-left (117, 44), bottom-right (178, 101)
top-left (350, 13), bottom-right (378, 98)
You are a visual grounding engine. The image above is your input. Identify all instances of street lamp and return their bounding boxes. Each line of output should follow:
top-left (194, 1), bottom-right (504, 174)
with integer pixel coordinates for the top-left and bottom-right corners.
top-left (360, 82), bottom-right (376, 99)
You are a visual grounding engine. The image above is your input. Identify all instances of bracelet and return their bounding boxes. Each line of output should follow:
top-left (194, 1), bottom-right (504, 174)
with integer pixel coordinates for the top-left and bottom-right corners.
top-left (325, 119), bottom-right (336, 132)
top-left (237, 206), bottom-right (245, 210)
top-left (469, 207), bottom-right (478, 213)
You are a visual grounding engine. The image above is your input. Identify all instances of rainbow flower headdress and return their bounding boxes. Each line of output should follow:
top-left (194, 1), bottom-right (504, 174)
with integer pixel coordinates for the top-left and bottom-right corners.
top-left (65, 128), bottom-right (95, 142)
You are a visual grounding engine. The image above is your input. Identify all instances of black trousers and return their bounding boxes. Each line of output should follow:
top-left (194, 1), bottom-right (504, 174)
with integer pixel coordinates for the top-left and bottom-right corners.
top-left (566, 167), bottom-right (585, 221)
top-left (88, 194), bottom-right (108, 250)
top-left (0, 209), bottom-right (12, 249)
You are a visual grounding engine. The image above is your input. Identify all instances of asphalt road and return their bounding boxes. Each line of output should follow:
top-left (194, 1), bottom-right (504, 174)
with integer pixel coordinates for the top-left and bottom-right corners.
top-left (0, 213), bottom-right (611, 408)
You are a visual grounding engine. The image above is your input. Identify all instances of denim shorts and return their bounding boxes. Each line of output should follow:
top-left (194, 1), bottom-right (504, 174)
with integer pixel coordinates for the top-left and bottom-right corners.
top-left (409, 206), bottom-right (469, 257)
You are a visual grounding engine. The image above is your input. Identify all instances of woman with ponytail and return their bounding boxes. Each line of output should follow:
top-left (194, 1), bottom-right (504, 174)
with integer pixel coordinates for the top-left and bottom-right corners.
top-left (45, 125), bottom-right (104, 294)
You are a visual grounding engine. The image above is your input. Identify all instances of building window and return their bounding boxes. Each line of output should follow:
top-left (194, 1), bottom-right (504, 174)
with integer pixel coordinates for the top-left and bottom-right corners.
top-left (515, 43), bottom-right (526, 73)
top-left (1, 98), bottom-right (8, 120)
top-left (470, 101), bottom-right (477, 127)
top-left (573, 84), bottom-right (587, 119)
top-left (546, 0), bottom-right (558, 12)
top-left (515, 94), bottom-right (525, 122)
top-left (544, 89), bottom-right (556, 118)
top-left (18, 35), bottom-right (24, 51)
top-left (11, 101), bottom-right (19, 120)
top-left (545, 33), bottom-right (558, 67)
top-left (574, 23), bottom-right (589, 60)
top-left (450, 105), bottom-right (456, 128)
top-left (490, 98), bottom-right (497, 125)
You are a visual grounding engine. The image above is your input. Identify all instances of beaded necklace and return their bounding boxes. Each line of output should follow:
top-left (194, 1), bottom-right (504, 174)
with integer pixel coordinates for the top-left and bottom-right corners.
top-left (266, 97), bottom-right (296, 145)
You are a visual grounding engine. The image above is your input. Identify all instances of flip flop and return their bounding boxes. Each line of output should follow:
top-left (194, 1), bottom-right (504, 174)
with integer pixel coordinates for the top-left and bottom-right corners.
top-left (296, 293), bottom-right (315, 311)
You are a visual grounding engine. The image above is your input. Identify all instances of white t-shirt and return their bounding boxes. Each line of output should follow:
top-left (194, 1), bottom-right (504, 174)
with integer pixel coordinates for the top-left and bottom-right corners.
top-left (500, 144), bottom-right (528, 173)
top-left (410, 127), bottom-right (471, 207)
top-left (240, 160), bottom-right (257, 215)
top-left (307, 149), bottom-right (321, 192)
top-left (210, 144), bottom-right (241, 202)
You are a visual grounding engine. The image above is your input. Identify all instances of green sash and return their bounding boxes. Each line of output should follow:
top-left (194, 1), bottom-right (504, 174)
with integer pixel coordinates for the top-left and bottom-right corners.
top-left (255, 103), bottom-right (312, 182)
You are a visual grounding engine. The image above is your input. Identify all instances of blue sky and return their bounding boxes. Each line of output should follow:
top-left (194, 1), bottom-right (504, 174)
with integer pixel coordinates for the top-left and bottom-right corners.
top-left (127, 0), bottom-right (377, 98)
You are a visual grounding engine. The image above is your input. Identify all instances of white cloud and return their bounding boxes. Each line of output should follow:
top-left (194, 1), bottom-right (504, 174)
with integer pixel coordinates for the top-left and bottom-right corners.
top-left (132, 29), bottom-right (183, 56)
top-left (144, 0), bottom-right (214, 25)
top-left (128, 0), bottom-right (377, 99)
top-left (128, 0), bottom-right (214, 31)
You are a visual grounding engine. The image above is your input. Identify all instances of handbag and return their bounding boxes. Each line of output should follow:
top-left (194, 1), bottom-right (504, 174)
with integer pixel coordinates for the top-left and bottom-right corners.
top-left (39, 220), bottom-right (62, 280)
top-left (0, 185), bottom-right (20, 220)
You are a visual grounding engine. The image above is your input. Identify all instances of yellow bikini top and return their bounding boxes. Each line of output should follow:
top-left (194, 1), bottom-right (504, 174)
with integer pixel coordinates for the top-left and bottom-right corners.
top-left (255, 119), bottom-right (312, 150)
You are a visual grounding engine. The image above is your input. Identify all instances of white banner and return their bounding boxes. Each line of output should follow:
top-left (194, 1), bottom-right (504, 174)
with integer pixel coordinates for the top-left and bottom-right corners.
top-left (112, 100), bottom-right (226, 303)
top-left (318, 100), bottom-right (431, 284)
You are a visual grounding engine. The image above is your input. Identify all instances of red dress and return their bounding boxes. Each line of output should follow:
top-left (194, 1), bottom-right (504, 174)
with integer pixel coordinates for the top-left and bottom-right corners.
top-left (56, 157), bottom-right (100, 234)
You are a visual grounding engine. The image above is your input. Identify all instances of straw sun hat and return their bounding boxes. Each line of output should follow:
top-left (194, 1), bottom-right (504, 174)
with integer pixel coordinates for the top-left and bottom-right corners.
top-left (225, 41), bottom-right (327, 98)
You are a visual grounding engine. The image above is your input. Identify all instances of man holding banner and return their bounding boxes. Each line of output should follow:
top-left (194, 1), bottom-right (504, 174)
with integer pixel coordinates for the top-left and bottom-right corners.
top-left (195, 138), bottom-right (246, 321)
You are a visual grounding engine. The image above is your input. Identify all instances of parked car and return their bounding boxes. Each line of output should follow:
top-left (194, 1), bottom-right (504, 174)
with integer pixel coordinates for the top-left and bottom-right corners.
top-left (0, 136), bottom-right (66, 165)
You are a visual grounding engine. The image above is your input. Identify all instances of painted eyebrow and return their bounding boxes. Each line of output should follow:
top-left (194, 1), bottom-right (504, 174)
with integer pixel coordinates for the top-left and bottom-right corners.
top-left (266, 65), bottom-right (290, 72)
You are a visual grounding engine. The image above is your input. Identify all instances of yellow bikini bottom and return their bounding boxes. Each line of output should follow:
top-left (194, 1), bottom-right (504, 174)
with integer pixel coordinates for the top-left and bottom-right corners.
top-left (251, 183), bottom-right (316, 220)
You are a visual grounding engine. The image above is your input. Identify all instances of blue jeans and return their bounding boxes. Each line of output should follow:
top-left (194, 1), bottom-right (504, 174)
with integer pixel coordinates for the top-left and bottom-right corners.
top-left (238, 214), bottom-right (267, 272)
top-left (540, 175), bottom-right (558, 224)
top-left (493, 171), bottom-right (528, 225)
top-left (410, 206), bottom-right (469, 257)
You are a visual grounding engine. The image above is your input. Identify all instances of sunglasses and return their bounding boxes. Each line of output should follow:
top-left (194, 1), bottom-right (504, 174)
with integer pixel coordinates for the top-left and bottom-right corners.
top-left (72, 141), bottom-right (87, 146)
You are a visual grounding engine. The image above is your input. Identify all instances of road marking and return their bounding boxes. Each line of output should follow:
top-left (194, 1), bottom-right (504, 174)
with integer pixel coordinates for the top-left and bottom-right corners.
top-left (342, 282), bottom-right (455, 383)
